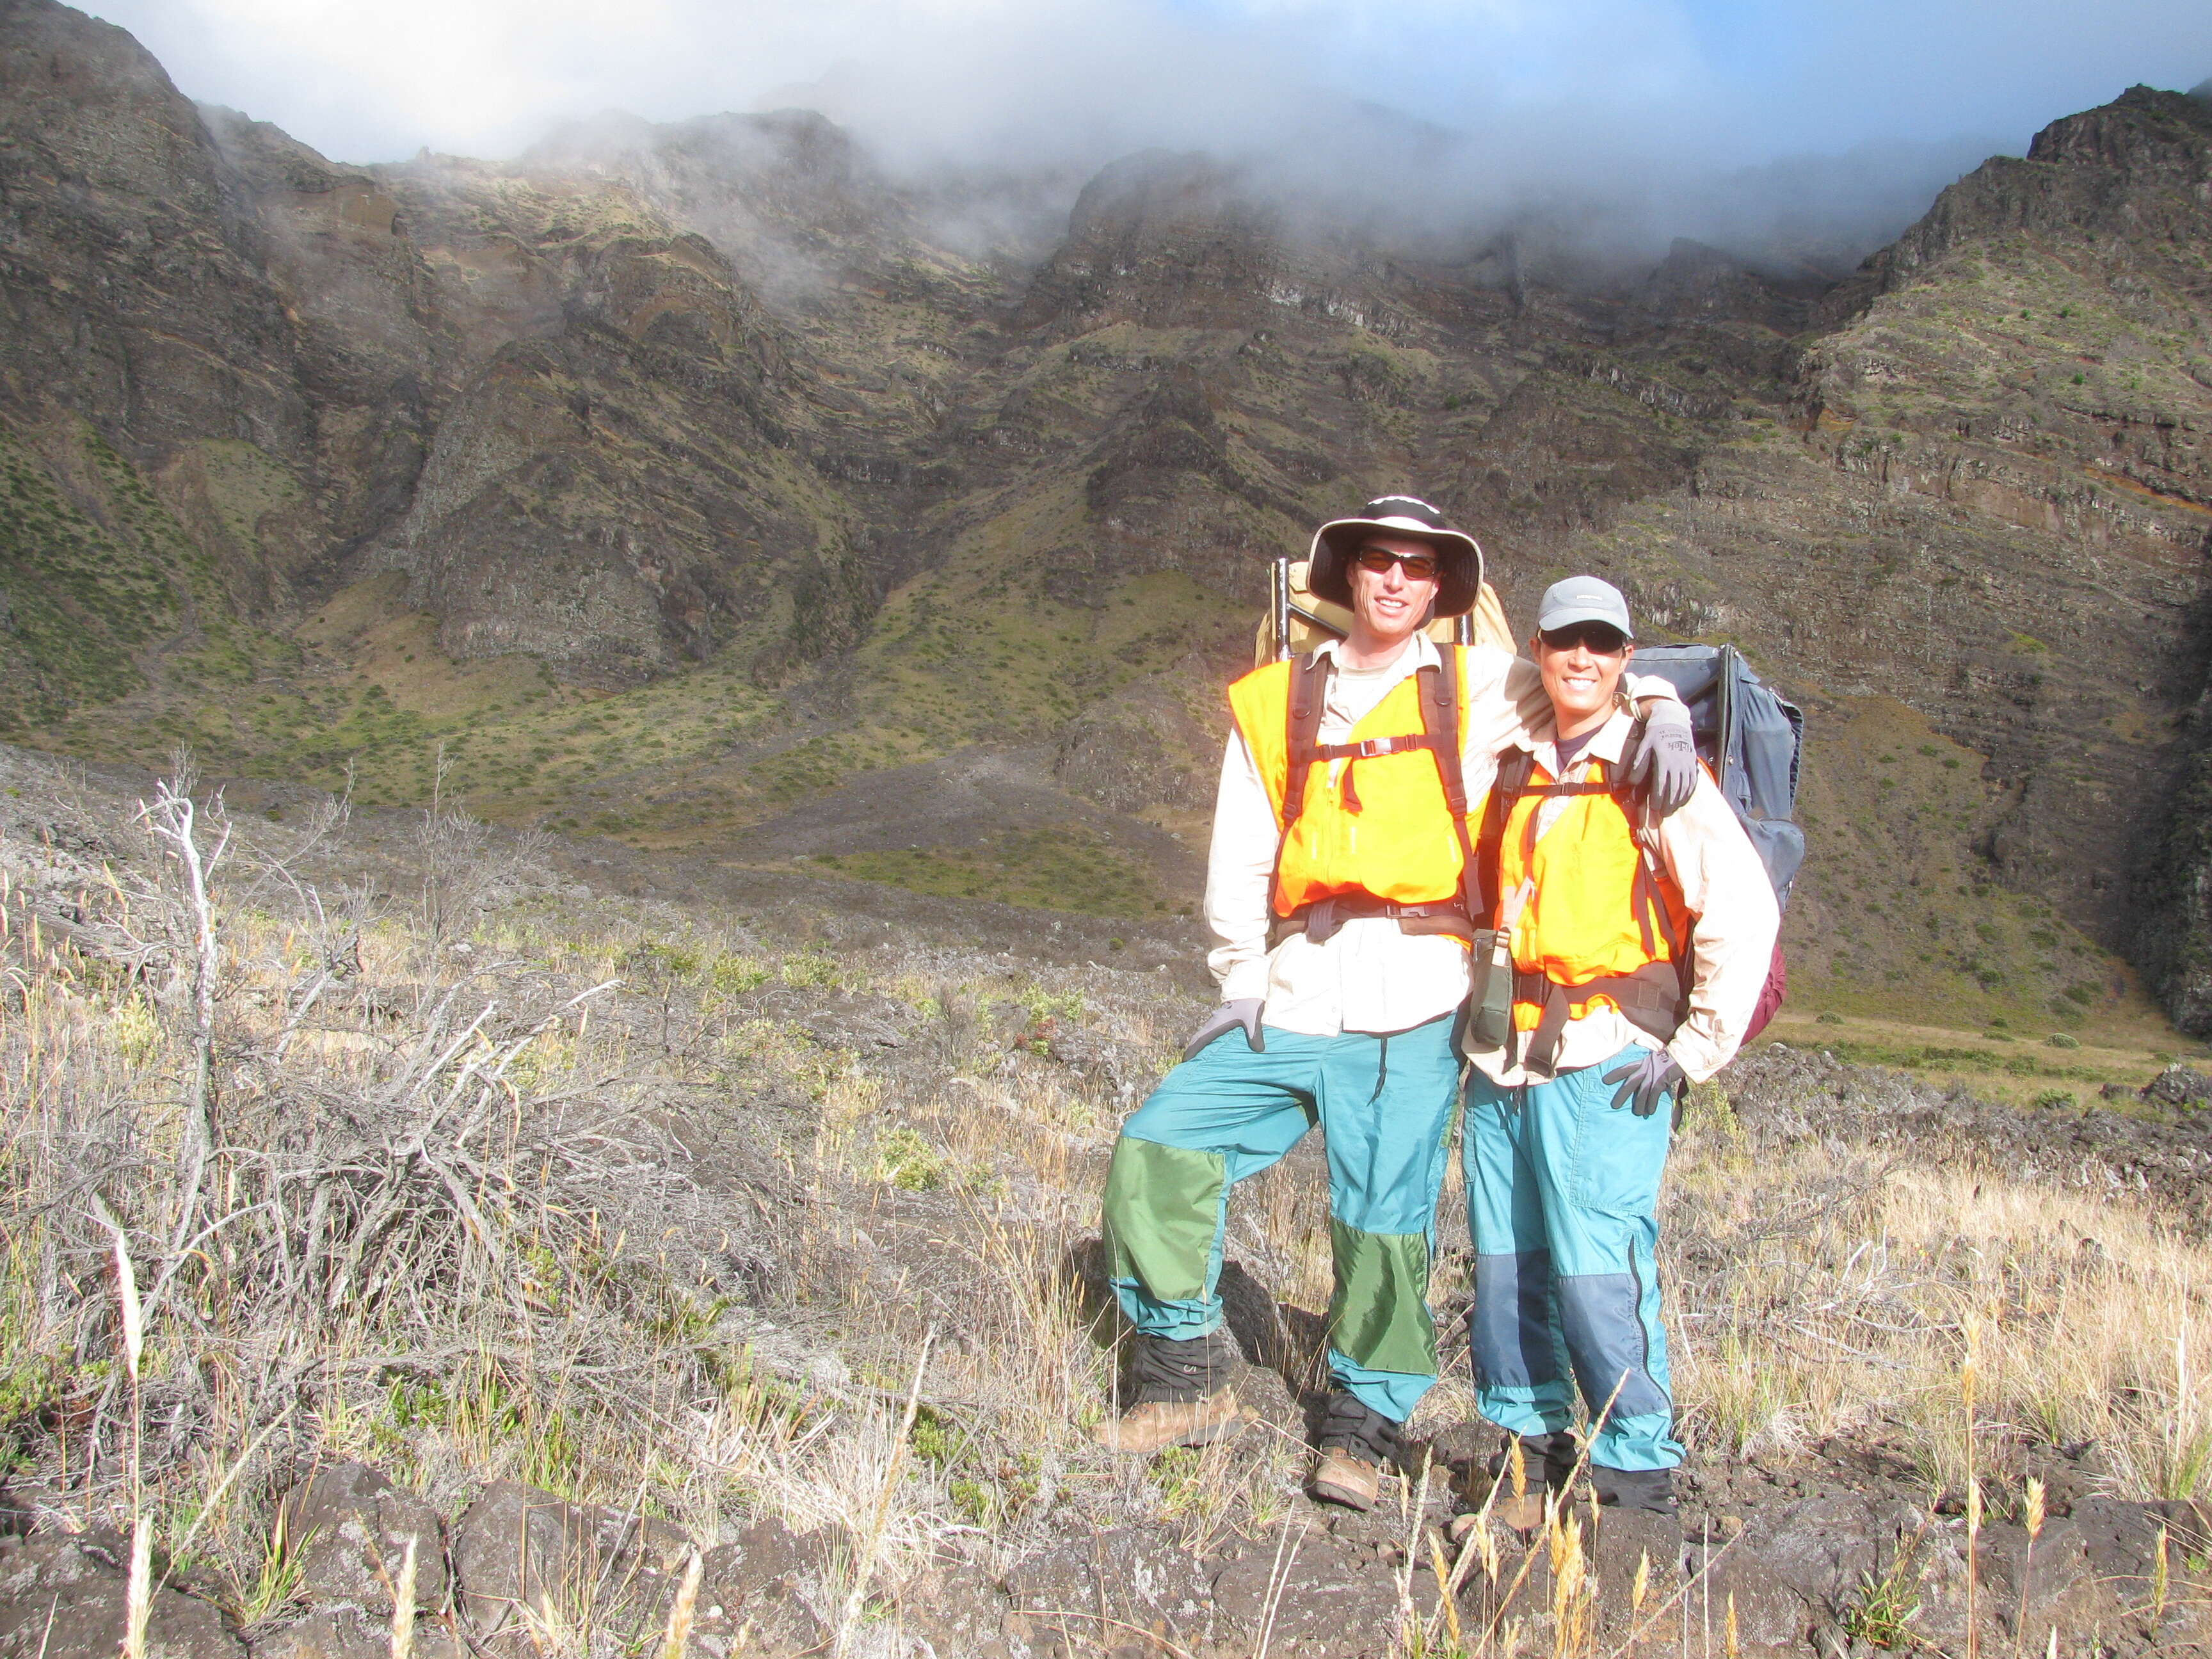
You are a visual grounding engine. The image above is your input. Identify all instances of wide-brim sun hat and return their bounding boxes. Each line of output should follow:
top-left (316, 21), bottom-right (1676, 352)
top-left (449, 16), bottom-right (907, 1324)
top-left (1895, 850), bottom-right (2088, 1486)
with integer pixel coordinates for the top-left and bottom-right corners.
top-left (1308, 495), bottom-right (1484, 618)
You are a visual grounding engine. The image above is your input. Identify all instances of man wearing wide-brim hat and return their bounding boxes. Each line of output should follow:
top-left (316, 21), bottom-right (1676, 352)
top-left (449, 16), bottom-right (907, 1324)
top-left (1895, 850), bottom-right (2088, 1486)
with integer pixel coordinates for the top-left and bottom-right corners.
top-left (1090, 495), bottom-right (1701, 1511)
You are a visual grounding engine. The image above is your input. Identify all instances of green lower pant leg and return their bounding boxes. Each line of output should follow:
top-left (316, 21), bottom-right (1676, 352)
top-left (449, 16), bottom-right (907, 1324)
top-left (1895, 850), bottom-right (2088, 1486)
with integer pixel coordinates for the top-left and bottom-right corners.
top-left (1101, 1035), bottom-right (1315, 1341)
top-left (1103, 1014), bottom-right (1461, 1424)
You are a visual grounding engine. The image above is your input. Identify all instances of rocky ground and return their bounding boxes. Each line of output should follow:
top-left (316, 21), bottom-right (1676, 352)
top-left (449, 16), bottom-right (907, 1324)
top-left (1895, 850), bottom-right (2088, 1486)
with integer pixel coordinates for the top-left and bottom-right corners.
top-left (3, 741), bottom-right (2210, 1658)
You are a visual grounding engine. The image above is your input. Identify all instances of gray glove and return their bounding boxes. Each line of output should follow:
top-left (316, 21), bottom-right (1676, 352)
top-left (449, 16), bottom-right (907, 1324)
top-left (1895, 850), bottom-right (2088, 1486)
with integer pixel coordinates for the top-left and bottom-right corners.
top-left (1603, 1048), bottom-right (1686, 1118)
top-left (1184, 998), bottom-right (1265, 1060)
top-left (1622, 701), bottom-right (1697, 819)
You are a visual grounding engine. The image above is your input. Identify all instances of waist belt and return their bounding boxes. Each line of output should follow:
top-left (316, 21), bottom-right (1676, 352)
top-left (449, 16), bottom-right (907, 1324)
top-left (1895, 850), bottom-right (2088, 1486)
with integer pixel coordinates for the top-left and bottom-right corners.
top-left (1271, 894), bottom-right (1479, 947)
top-left (1510, 960), bottom-right (1687, 1073)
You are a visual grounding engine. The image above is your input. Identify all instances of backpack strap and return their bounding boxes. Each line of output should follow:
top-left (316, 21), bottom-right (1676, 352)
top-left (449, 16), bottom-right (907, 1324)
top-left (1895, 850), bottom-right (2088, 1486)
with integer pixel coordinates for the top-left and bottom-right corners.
top-left (1516, 779), bottom-right (1626, 797)
top-left (1268, 650), bottom-right (1333, 914)
top-left (1415, 650), bottom-right (1482, 926)
top-left (1473, 747), bottom-right (1536, 925)
top-left (1310, 733), bottom-right (1441, 761)
top-left (1279, 650), bottom-right (1331, 833)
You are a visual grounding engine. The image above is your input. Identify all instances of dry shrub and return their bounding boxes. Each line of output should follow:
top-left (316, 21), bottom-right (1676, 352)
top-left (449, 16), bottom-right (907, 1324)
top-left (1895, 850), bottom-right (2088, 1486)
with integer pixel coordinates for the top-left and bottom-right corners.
top-left (0, 765), bottom-right (952, 1624)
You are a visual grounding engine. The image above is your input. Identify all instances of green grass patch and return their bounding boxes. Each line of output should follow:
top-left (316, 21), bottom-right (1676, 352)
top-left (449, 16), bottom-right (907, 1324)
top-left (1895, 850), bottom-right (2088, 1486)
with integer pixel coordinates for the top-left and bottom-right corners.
top-left (815, 826), bottom-right (1166, 917)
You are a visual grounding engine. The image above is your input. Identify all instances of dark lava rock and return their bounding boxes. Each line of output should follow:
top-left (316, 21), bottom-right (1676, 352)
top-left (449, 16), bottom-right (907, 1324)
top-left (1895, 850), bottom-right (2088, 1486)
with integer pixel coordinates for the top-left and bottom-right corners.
top-left (1968, 1519), bottom-right (2113, 1650)
top-left (253, 1607), bottom-right (465, 1658)
top-left (2140, 1064), bottom-right (2212, 1109)
top-left (0, 1535), bottom-right (242, 1659)
top-left (1210, 1527), bottom-right (1399, 1656)
top-left (901, 1562), bottom-right (1022, 1659)
top-left (452, 1479), bottom-right (693, 1653)
top-left (1006, 1527), bottom-right (1217, 1651)
top-left (1728, 1046), bottom-right (2212, 1224)
top-left (278, 1461), bottom-right (448, 1614)
top-left (695, 1515), bottom-right (842, 1656)
top-left (1591, 1505), bottom-right (1683, 1639)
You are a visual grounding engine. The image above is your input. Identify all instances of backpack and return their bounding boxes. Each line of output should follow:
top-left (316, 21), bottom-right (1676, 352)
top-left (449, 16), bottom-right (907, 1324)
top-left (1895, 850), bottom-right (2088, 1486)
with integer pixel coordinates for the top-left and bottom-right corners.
top-left (1254, 557), bottom-right (1516, 666)
top-left (1624, 644), bottom-right (1806, 908)
top-left (1619, 643), bottom-right (1803, 1041)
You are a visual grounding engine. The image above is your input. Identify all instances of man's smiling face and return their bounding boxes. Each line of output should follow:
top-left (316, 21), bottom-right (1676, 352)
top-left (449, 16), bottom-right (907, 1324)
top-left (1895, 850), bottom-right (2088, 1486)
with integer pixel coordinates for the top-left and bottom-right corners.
top-left (1346, 534), bottom-right (1439, 650)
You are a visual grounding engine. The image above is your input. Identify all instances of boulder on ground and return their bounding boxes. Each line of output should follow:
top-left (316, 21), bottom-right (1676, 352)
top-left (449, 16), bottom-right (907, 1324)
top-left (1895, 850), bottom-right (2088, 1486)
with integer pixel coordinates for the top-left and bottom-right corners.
top-left (252, 1605), bottom-right (465, 1658)
top-left (0, 1535), bottom-right (242, 1659)
top-left (695, 1514), bottom-right (843, 1655)
top-left (2140, 1064), bottom-right (2212, 1109)
top-left (278, 1461), bottom-right (448, 1614)
top-left (452, 1479), bottom-right (693, 1653)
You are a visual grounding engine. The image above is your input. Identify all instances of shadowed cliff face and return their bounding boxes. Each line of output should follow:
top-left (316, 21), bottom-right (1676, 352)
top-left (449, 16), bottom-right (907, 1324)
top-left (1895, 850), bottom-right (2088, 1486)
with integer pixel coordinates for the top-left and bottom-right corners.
top-left (363, 161), bottom-right (873, 682)
top-left (3, 0), bottom-right (2210, 1031)
top-left (0, 0), bottom-right (317, 634)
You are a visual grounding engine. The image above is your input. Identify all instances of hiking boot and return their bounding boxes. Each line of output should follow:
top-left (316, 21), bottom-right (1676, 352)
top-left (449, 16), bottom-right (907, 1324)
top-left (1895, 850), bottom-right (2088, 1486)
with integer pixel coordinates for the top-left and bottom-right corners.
top-left (1310, 1446), bottom-right (1382, 1511)
top-left (1093, 1331), bottom-right (1244, 1454)
top-left (1463, 1431), bottom-right (1580, 1532)
top-left (1591, 1464), bottom-right (1677, 1514)
top-left (1092, 1386), bottom-right (1244, 1454)
top-left (1309, 1391), bottom-right (1401, 1511)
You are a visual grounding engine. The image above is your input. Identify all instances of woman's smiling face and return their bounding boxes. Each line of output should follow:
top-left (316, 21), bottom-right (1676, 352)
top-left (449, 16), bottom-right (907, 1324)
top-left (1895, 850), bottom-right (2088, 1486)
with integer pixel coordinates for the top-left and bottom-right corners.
top-left (1534, 622), bottom-right (1633, 737)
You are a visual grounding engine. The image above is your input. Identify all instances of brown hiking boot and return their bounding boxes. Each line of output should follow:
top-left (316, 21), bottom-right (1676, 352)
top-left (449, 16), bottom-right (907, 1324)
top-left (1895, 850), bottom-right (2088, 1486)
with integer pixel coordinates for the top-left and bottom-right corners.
top-left (1308, 1391), bottom-right (1400, 1512)
top-left (1450, 1482), bottom-right (1570, 1539)
top-left (1310, 1447), bottom-right (1382, 1511)
top-left (1487, 1431), bottom-right (1582, 1531)
top-left (1489, 1486), bottom-right (1557, 1533)
top-left (1091, 1387), bottom-right (1244, 1454)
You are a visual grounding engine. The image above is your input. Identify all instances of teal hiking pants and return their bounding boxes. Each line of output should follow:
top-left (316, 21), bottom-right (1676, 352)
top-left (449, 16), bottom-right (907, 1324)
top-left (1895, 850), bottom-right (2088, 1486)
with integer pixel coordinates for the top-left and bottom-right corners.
top-left (1100, 1013), bottom-right (1461, 1423)
top-left (1463, 1043), bottom-right (1685, 1471)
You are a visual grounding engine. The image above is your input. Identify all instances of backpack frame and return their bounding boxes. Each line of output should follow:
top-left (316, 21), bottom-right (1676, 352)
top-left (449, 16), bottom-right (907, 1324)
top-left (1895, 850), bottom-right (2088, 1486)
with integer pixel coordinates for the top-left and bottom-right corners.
top-left (1621, 643), bottom-right (1806, 909)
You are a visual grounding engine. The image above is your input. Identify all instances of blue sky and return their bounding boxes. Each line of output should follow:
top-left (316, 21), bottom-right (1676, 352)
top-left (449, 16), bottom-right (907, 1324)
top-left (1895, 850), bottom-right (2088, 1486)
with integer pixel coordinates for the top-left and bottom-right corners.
top-left (82, 0), bottom-right (2212, 254)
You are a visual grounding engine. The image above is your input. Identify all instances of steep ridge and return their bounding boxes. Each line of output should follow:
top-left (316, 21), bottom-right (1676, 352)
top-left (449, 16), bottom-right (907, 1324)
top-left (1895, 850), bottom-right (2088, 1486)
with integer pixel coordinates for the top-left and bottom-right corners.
top-left (1770, 88), bottom-right (2212, 1011)
top-left (0, 0), bottom-right (327, 720)
top-left (364, 157), bottom-right (858, 681)
top-left (3, 0), bottom-right (2210, 1032)
top-left (795, 89), bottom-right (2212, 1029)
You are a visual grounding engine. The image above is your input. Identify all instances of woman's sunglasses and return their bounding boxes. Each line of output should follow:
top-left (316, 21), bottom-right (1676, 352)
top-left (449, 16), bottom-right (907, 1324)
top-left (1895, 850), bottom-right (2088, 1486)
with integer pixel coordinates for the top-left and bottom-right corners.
top-left (1538, 623), bottom-right (1628, 655)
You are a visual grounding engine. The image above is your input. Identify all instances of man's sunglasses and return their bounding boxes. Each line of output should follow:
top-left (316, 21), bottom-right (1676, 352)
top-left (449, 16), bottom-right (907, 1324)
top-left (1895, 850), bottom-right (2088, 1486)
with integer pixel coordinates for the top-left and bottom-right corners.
top-left (1352, 548), bottom-right (1440, 581)
top-left (1538, 623), bottom-right (1629, 655)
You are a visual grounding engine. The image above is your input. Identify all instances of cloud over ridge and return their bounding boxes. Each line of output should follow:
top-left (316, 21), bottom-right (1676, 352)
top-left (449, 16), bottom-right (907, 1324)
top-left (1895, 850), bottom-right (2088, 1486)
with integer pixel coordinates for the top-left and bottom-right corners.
top-left (82, 0), bottom-right (2212, 266)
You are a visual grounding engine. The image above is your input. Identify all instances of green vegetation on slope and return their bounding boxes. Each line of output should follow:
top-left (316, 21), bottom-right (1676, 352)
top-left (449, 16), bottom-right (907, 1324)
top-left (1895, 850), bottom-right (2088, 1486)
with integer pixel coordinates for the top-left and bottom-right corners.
top-left (814, 826), bottom-right (1180, 919)
top-left (1782, 694), bottom-right (2149, 1033)
top-left (0, 424), bottom-right (179, 728)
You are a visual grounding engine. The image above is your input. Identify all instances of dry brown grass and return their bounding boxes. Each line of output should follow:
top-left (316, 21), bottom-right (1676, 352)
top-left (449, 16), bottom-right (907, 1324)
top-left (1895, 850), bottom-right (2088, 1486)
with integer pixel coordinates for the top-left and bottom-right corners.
top-left (1664, 1087), bottom-right (2212, 1499)
top-left (3, 754), bottom-right (2209, 1659)
top-left (0, 769), bottom-right (968, 1644)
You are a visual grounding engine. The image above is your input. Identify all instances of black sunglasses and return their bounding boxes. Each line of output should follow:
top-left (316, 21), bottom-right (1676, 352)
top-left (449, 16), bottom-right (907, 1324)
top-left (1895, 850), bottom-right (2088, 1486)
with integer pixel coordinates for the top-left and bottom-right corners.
top-left (1538, 623), bottom-right (1629, 654)
top-left (1352, 548), bottom-right (1440, 581)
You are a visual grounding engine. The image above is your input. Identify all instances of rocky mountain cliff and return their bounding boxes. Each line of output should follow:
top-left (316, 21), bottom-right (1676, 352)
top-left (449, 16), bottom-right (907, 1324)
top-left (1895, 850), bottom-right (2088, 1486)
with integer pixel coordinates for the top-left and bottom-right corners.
top-left (2, 0), bottom-right (2209, 1033)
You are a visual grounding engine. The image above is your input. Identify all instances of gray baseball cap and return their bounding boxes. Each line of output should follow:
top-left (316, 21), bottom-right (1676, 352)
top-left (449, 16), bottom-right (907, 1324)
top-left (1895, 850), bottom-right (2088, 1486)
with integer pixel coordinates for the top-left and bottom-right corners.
top-left (1535, 576), bottom-right (1635, 639)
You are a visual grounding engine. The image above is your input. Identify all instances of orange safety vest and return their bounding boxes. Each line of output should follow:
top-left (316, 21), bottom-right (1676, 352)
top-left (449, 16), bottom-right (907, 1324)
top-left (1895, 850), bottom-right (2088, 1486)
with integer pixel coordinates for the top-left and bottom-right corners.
top-left (1227, 646), bottom-right (1480, 918)
top-left (1491, 751), bottom-right (1692, 1045)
